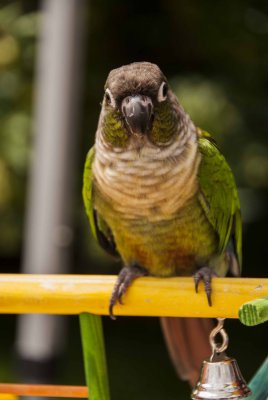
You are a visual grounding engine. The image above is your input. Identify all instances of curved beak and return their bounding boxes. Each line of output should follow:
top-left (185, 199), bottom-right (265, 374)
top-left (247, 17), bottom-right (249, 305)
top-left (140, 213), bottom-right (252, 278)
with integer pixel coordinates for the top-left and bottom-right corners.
top-left (121, 95), bottom-right (153, 135)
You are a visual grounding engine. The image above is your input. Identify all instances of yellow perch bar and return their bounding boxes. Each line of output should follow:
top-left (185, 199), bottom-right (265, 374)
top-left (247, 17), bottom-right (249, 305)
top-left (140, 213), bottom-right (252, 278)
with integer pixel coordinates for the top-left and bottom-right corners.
top-left (0, 274), bottom-right (266, 318)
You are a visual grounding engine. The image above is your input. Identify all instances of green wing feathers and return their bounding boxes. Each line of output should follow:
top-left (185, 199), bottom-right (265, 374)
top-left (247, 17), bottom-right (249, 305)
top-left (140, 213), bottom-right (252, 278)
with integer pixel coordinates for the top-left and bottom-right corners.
top-left (82, 146), bottom-right (118, 257)
top-left (197, 131), bottom-right (242, 270)
top-left (83, 146), bottom-right (98, 239)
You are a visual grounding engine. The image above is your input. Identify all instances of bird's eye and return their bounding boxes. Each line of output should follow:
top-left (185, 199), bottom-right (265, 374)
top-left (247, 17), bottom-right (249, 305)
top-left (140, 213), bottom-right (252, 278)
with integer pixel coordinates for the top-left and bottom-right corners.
top-left (105, 89), bottom-right (111, 104)
top-left (157, 82), bottom-right (168, 102)
top-left (104, 88), bottom-right (115, 107)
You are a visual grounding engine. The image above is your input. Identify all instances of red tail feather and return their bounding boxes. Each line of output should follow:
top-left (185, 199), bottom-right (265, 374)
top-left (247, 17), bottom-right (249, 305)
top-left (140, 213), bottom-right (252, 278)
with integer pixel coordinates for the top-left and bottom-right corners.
top-left (160, 317), bottom-right (214, 387)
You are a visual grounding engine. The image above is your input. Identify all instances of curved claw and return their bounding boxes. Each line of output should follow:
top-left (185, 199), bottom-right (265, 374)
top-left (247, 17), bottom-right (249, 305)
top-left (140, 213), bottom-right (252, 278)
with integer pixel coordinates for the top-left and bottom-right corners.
top-left (117, 284), bottom-right (126, 305)
top-left (108, 265), bottom-right (147, 319)
top-left (194, 278), bottom-right (200, 294)
top-left (109, 302), bottom-right (117, 320)
top-left (193, 267), bottom-right (217, 307)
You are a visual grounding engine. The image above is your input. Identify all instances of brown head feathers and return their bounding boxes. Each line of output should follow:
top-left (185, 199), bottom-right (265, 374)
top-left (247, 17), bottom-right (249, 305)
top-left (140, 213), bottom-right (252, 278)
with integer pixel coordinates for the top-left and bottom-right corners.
top-left (105, 62), bottom-right (167, 104)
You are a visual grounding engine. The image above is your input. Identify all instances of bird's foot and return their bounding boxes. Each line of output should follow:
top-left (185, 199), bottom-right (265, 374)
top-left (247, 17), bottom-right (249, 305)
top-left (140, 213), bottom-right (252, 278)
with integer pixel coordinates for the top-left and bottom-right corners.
top-left (193, 266), bottom-right (217, 307)
top-left (109, 264), bottom-right (147, 319)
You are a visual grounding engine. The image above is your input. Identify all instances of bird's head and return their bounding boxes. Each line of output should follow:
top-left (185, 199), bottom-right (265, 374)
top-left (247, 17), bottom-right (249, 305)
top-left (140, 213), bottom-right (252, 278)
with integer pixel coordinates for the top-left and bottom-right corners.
top-left (99, 62), bottom-right (182, 149)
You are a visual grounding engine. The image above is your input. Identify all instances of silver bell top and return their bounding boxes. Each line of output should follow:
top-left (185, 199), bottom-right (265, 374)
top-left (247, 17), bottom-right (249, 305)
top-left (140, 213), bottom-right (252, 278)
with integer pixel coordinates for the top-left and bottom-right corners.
top-left (192, 353), bottom-right (251, 399)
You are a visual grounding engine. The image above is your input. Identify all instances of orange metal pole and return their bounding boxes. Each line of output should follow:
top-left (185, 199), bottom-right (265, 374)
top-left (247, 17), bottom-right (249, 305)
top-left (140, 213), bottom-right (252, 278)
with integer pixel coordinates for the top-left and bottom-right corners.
top-left (0, 384), bottom-right (88, 398)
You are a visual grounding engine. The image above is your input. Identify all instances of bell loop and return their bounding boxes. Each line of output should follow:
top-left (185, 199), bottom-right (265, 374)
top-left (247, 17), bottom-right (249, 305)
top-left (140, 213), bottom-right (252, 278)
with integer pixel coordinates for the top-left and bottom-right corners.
top-left (209, 318), bottom-right (229, 359)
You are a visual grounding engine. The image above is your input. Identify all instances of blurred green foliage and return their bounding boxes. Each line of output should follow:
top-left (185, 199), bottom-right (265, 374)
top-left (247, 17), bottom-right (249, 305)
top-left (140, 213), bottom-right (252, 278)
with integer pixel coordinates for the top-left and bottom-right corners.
top-left (0, 2), bottom-right (37, 255)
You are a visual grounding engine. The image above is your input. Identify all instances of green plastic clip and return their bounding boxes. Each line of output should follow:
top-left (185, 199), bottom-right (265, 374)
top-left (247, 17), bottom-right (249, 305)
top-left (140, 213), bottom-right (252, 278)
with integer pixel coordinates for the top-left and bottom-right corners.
top-left (239, 296), bottom-right (268, 326)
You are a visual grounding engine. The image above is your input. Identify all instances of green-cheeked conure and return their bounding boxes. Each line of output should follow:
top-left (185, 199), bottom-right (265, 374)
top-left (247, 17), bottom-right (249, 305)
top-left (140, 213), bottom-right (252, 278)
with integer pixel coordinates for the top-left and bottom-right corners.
top-left (83, 62), bottom-right (242, 386)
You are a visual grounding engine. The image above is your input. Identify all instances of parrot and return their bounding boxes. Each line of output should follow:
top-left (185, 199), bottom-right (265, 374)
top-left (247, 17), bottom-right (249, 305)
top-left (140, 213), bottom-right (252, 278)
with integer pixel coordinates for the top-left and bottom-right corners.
top-left (82, 62), bottom-right (242, 386)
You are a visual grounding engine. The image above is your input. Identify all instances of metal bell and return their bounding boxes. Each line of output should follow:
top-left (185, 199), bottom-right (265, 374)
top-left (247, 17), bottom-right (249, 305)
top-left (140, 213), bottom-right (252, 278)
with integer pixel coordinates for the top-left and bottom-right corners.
top-left (192, 352), bottom-right (251, 399)
top-left (192, 319), bottom-right (252, 400)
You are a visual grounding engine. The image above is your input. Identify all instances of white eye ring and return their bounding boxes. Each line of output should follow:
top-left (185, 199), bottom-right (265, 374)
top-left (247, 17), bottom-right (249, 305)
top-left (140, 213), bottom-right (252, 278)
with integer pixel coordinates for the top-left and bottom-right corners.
top-left (104, 88), bottom-right (116, 108)
top-left (157, 82), bottom-right (168, 102)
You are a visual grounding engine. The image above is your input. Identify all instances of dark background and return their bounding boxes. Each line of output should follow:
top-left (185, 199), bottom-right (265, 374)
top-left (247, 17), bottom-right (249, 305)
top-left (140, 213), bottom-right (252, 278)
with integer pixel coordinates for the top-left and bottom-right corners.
top-left (0, 1), bottom-right (267, 399)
